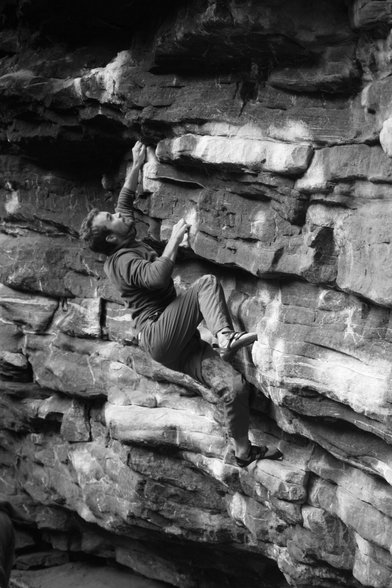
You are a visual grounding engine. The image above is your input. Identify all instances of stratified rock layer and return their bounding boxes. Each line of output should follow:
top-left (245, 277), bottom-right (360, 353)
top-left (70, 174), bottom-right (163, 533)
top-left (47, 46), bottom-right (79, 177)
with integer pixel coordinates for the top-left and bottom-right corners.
top-left (2, 1), bottom-right (392, 587)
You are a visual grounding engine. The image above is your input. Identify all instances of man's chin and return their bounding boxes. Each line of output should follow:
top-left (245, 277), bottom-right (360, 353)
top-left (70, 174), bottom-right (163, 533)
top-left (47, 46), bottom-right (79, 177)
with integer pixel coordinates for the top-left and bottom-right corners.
top-left (125, 226), bottom-right (136, 241)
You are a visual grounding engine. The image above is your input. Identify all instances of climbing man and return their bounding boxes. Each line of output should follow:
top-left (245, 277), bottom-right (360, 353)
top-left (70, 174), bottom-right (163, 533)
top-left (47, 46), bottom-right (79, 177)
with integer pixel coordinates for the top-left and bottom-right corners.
top-left (80, 141), bottom-right (282, 468)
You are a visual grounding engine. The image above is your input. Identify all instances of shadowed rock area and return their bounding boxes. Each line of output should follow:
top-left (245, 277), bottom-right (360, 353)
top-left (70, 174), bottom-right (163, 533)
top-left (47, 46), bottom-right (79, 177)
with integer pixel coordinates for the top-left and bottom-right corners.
top-left (2, 0), bottom-right (392, 586)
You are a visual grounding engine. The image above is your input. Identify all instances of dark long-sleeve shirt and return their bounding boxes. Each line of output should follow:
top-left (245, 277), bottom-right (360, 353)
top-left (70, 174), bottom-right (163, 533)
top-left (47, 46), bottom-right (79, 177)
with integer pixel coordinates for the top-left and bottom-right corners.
top-left (104, 186), bottom-right (176, 331)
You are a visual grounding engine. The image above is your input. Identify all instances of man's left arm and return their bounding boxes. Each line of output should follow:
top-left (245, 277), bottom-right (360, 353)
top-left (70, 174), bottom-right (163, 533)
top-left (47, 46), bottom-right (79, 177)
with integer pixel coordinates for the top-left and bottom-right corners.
top-left (115, 141), bottom-right (146, 219)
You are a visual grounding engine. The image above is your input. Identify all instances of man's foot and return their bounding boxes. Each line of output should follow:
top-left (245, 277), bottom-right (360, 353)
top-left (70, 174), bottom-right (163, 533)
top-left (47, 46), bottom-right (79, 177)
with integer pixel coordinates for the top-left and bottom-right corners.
top-left (235, 444), bottom-right (283, 468)
top-left (215, 330), bottom-right (257, 361)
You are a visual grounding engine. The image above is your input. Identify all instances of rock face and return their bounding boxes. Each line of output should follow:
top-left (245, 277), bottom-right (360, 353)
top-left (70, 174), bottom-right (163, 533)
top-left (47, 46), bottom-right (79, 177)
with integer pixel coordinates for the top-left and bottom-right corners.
top-left (2, 1), bottom-right (392, 586)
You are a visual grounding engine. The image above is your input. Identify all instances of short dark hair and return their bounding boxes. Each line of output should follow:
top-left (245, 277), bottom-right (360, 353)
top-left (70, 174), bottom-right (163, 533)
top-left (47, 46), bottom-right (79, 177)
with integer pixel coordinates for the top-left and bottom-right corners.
top-left (79, 208), bottom-right (117, 255)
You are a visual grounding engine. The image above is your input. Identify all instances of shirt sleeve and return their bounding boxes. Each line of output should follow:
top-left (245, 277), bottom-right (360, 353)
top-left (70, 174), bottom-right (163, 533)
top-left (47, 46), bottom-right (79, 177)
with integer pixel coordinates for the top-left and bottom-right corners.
top-left (117, 252), bottom-right (174, 290)
top-left (115, 186), bottom-right (135, 220)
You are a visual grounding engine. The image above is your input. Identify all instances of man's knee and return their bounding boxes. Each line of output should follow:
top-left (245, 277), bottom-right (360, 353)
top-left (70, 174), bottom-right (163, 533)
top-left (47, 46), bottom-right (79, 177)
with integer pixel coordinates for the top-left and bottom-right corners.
top-left (219, 373), bottom-right (248, 405)
top-left (194, 274), bottom-right (218, 291)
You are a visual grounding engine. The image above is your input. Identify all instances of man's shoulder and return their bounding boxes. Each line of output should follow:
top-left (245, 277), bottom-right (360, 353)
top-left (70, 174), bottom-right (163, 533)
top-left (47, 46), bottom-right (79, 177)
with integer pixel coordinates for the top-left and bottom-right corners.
top-left (107, 241), bottom-right (154, 265)
top-left (104, 247), bottom-right (136, 281)
top-left (117, 240), bottom-right (153, 256)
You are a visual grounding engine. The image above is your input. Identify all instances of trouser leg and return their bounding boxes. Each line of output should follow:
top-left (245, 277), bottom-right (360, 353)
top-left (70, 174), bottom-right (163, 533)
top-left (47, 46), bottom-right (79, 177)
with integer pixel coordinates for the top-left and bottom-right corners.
top-left (141, 274), bottom-right (233, 369)
top-left (198, 345), bottom-right (250, 440)
top-left (193, 274), bottom-right (233, 336)
top-left (0, 512), bottom-right (14, 588)
top-left (182, 341), bottom-right (250, 441)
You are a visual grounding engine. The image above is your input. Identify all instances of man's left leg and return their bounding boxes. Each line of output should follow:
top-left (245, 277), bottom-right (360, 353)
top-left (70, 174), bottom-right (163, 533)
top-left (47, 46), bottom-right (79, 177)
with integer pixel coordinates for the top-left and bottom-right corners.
top-left (200, 345), bottom-right (250, 453)
top-left (183, 343), bottom-right (282, 466)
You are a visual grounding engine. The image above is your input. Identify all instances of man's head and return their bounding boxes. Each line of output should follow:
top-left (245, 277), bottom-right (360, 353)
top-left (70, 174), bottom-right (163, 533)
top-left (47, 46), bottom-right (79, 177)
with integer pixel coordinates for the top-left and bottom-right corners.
top-left (79, 209), bottom-right (136, 255)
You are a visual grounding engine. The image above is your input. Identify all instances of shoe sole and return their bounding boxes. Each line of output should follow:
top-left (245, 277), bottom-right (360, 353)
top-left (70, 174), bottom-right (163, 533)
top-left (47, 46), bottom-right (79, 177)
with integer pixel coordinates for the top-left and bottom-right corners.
top-left (219, 333), bottom-right (258, 360)
top-left (235, 445), bottom-right (283, 468)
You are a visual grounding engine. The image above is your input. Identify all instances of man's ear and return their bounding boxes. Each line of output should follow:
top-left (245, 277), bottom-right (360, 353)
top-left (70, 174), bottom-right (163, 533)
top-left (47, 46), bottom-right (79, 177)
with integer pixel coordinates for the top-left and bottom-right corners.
top-left (105, 233), bottom-right (117, 243)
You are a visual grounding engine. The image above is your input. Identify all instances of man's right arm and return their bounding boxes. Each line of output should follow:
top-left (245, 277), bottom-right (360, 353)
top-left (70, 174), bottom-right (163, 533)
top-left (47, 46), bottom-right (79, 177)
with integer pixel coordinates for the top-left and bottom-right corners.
top-left (118, 219), bottom-right (189, 290)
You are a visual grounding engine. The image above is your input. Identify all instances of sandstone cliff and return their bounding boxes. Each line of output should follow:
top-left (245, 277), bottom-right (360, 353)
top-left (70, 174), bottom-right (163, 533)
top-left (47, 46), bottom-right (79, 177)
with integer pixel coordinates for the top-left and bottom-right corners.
top-left (1, 1), bottom-right (392, 586)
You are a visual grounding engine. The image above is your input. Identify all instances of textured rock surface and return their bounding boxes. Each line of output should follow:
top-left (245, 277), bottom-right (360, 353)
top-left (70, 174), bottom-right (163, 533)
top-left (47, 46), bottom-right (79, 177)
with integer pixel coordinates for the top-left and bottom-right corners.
top-left (2, 1), bottom-right (392, 587)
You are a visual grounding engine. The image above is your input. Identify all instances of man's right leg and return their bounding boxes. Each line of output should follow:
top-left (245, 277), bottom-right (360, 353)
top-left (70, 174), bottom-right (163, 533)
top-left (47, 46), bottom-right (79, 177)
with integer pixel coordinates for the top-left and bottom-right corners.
top-left (140, 281), bottom-right (205, 369)
top-left (142, 274), bottom-right (256, 363)
top-left (188, 274), bottom-right (233, 336)
top-left (140, 274), bottom-right (234, 368)
top-left (193, 274), bottom-right (257, 358)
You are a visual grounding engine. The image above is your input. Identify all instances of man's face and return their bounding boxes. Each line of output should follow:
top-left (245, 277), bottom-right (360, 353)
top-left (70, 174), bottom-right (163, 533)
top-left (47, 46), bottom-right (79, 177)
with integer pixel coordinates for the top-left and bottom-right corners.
top-left (93, 211), bottom-right (136, 245)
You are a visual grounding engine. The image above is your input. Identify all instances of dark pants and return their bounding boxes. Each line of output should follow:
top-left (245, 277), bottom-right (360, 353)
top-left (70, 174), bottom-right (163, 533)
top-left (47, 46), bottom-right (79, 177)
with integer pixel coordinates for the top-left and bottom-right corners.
top-left (0, 512), bottom-right (14, 588)
top-left (140, 274), bottom-right (250, 439)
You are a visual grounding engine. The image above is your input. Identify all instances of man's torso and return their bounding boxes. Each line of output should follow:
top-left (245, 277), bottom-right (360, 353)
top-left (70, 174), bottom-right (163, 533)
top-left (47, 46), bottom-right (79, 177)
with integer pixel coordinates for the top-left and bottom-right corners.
top-left (104, 240), bottom-right (176, 331)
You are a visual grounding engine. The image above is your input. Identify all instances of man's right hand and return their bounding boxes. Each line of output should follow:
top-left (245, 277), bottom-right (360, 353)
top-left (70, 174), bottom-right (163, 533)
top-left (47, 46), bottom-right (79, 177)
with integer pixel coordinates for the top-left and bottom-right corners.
top-left (161, 219), bottom-right (190, 263)
top-left (169, 219), bottom-right (189, 246)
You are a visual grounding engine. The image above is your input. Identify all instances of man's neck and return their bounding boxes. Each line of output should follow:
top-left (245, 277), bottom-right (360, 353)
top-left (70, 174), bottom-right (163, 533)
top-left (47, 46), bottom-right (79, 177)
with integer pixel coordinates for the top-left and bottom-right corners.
top-left (113, 234), bottom-right (138, 252)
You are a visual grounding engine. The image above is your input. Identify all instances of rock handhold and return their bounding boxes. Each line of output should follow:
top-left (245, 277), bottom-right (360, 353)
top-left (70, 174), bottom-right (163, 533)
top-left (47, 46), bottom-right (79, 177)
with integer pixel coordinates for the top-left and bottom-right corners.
top-left (380, 117), bottom-right (392, 158)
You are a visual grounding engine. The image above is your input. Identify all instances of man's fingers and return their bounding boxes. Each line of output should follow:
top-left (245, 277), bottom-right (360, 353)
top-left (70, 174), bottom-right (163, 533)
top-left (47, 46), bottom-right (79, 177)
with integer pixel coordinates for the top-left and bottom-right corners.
top-left (175, 218), bottom-right (189, 227)
top-left (171, 220), bottom-right (188, 235)
top-left (132, 141), bottom-right (144, 155)
top-left (173, 223), bottom-right (189, 236)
